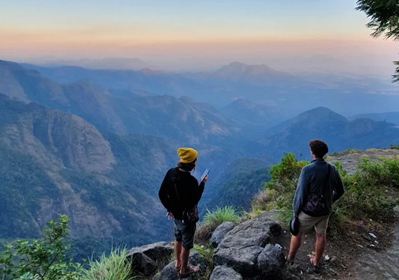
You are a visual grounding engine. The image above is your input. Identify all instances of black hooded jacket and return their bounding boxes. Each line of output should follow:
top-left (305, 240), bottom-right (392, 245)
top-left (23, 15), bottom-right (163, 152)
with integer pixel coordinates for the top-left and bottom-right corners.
top-left (159, 167), bottom-right (205, 220)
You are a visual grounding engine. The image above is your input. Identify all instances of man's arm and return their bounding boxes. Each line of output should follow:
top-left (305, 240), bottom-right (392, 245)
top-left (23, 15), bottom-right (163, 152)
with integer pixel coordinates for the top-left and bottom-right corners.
top-left (332, 166), bottom-right (344, 202)
top-left (293, 168), bottom-right (308, 216)
top-left (159, 171), bottom-right (172, 211)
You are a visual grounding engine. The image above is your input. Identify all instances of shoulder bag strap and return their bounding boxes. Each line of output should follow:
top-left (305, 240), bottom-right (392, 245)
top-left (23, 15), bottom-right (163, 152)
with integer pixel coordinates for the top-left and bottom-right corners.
top-left (173, 181), bottom-right (181, 203)
top-left (172, 169), bottom-right (181, 203)
top-left (319, 164), bottom-right (331, 195)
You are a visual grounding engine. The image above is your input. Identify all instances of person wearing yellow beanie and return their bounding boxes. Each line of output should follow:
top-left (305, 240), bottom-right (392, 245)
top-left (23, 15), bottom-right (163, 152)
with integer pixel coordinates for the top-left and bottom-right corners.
top-left (177, 147), bottom-right (198, 164)
top-left (158, 147), bottom-right (208, 277)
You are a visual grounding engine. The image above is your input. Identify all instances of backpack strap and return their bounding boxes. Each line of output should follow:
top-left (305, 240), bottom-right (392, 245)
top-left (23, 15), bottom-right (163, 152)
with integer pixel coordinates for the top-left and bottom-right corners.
top-left (318, 164), bottom-right (331, 195)
top-left (172, 169), bottom-right (181, 203)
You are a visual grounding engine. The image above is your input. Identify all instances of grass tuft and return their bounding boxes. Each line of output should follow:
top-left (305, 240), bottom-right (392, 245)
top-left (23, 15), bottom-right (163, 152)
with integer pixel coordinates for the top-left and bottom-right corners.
top-left (80, 248), bottom-right (135, 280)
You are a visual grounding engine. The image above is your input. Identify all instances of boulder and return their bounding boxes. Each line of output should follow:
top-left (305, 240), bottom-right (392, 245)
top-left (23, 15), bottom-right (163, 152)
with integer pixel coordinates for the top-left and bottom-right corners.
top-left (257, 244), bottom-right (285, 279)
top-left (209, 222), bottom-right (235, 248)
top-left (214, 246), bottom-right (263, 277)
top-left (213, 212), bottom-right (282, 277)
top-left (188, 251), bottom-right (208, 272)
top-left (126, 241), bottom-right (173, 275)
top-left (210, 266), bottom-right (243, 280)
top-left (158, 263), bottom-right (181, 280)
top-left (158, 250), bottom-right (208, 280)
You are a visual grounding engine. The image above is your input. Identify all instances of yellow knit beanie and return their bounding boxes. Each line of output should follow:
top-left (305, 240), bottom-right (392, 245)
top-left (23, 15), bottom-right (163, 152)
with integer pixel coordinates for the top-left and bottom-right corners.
top-left (177, 147), bottom-right (198, 163)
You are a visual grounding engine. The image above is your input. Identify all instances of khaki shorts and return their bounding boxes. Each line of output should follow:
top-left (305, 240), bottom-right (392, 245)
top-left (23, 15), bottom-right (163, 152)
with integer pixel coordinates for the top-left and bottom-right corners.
top-left (298, 212), bottom-right (330, 234)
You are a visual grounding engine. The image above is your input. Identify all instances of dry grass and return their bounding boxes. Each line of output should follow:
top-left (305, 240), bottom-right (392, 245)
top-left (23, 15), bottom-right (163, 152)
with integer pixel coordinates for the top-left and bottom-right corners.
top-left (195, 223), bottom-right (218, 245)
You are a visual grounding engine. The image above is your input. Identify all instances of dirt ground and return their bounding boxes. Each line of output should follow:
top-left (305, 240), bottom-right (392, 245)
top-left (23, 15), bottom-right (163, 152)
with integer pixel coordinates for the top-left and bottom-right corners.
top-left (277, 209), bottom-right (399, 280)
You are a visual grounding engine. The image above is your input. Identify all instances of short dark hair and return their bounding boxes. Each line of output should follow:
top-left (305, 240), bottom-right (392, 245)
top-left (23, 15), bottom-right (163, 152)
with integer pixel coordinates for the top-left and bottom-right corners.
top-left (177, 159), bottom-right (197, 171)
top-left (309, 140), bottom-right (328, 158)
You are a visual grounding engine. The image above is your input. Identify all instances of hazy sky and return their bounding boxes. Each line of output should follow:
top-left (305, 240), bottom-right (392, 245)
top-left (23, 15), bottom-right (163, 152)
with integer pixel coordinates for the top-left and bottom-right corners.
top-left (0, 0), bottom-right (397, 74)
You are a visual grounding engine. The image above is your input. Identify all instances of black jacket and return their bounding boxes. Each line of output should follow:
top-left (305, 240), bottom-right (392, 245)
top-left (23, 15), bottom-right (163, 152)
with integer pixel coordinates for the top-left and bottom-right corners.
top-left (159, 167), bottom-right (205, 220)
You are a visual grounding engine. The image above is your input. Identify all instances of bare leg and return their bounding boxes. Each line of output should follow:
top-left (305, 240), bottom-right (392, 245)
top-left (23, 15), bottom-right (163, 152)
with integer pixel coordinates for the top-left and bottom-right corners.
top-left (179, 248), bottom-right (199, 275)
top-left (180, 248), bottom-right (190, 273)
top-left (313, 233), bottom-right (326, 265)
top-left (287, 232), bottom-right (303, 261)
top-left (174, 241), bottom-right (182, 269)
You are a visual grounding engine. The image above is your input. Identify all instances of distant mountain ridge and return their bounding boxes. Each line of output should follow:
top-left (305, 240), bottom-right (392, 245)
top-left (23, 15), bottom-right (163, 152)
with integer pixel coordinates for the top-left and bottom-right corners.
top-left (36, 57), bottom-right (151, 70)
top-left (352, 112), bottom-right (399, 125)
top-left (21, 59), bottom-right (399, 116)
top-left (213, 62), bottom-right (303, 86)
top-left (221, 98), bottom-right (293, 135)
top-left (256, 107), bottom-right (399, 160)
top-left (0, 60), bottom-right (241, 145)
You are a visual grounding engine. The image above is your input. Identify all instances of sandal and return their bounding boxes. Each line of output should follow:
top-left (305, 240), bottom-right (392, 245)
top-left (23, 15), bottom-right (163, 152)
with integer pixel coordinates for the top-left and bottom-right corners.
top-left (175, 261), bottom-right (181, 272)
top-left (308, 255), bottom-right (320, 273)
top-left (179, 265), bottom-right (199, 278)
top-left (309, 255), bottom-right (316, 266)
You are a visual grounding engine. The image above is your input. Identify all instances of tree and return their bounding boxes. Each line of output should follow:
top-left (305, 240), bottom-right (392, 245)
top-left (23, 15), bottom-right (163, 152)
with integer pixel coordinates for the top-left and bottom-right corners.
top-left (356, 0), bottom-right (399, 81)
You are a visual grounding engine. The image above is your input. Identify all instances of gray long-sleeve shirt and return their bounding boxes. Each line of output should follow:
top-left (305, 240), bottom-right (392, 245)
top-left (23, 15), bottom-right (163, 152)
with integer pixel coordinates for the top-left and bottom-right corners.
top-left (293, 158), bottom-right (344, 216)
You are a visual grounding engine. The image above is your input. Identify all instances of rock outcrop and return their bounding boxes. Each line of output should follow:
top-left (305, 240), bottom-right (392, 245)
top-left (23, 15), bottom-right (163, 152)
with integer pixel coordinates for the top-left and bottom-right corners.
top-left (127, 242), bottom-right (173, 276)
top-left (209, 221), bottom-right (235, 248)
top-left (157, 251), bottom-right (208, 280)
top-left (257, 244), bottom-right (285, 279)
top-left (209, 265), bottom-right (243, 280)
top-left (138, 212), bottom-right (285, 279)
top-left (213, 212), bottom-right (282, 278)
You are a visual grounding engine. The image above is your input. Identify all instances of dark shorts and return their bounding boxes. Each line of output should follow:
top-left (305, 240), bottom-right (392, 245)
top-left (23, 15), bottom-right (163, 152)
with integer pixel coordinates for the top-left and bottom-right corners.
top-left (174, 219), bottom-right (196, 249)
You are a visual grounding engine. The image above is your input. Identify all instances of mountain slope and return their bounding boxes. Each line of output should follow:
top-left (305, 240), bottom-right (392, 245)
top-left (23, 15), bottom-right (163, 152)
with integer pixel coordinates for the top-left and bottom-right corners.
top-left (0, 94), bottom-right (178, 247)
top-left (221, 98), bottom-right (292, 136)
top-left (204, 157), bottom-right (271, 211)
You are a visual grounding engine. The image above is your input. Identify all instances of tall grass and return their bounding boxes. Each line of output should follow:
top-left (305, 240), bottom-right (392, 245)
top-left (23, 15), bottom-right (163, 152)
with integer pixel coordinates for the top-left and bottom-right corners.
top-left (195, 206), bottom-right (240, 244)
top-left (202, 206), bottom-right (240, 227)
top-left (81, 248), bottom-right (135, 280)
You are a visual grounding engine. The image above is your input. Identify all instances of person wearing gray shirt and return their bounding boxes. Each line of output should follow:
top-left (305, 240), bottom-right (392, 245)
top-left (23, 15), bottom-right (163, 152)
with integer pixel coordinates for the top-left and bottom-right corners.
top-left (287, 140), bottom-right (344, 267)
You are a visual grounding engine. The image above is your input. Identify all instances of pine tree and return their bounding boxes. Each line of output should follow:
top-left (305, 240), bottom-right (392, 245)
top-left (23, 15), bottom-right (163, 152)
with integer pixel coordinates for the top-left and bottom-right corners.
top-left (356, 0), bottom-right (399, 81)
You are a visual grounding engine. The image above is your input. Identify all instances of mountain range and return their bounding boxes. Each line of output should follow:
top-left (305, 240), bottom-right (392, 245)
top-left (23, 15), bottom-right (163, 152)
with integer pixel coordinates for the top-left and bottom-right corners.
top-left (1, 59), bottom-right (399, 258)
top-left (255, 107), bottom-right (399, 159)
top-left (21, 61), bottom-right (399, 116)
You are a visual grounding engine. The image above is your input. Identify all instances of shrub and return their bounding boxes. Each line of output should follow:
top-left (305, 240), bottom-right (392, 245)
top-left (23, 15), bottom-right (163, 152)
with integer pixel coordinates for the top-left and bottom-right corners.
top-left (261, 153), bottom-right (309, 223)
top-left (252, 189), bottom-right (274, 212)
top-left (257, 153), bottom-right (399, 234)
top-left (80, 249), bottom-right (134, 280)
top-left (0, 215), bottom-right (82, 280)
top-left (336, 158), bottom-right (399, 221)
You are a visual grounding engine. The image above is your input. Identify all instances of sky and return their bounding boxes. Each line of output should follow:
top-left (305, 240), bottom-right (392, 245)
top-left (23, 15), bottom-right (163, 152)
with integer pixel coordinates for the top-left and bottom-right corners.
top-left (0, 0), bottom-right (397, 75)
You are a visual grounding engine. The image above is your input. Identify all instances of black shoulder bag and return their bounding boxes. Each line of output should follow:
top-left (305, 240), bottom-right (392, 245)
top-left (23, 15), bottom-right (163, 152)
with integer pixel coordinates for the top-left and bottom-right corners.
top-left (173, 178), bottom-right (199, 225)
top-left (302, 164), bottom-right (331, 216)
